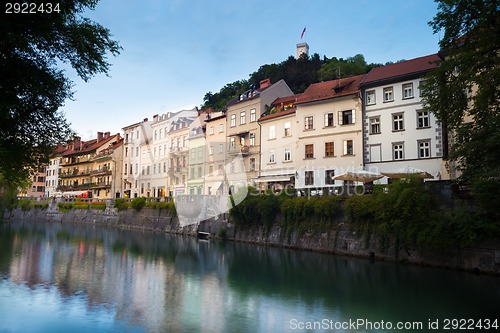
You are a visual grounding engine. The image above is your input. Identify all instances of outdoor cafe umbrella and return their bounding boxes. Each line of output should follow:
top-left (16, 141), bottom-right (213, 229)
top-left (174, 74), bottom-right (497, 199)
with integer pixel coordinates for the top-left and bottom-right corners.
top-left (381, 166), bottom-right (434, 179)
top-left (333, 170), bottom-right (384, 183)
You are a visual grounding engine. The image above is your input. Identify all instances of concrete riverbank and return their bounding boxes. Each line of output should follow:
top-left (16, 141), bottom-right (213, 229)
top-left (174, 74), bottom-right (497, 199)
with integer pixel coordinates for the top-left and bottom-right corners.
top-left (4, 204), bottom-right (500, 275)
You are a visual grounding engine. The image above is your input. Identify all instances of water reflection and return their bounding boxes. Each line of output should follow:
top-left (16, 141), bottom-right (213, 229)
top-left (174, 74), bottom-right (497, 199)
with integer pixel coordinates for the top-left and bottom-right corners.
top-left (0, 221), bottom-right (499, 333)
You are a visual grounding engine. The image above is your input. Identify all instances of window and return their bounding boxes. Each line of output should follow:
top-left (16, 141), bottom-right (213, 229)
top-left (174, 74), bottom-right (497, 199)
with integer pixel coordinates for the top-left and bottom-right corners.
top-left (383, 87), bottom-right (394, 102)
top-left (198, 147), bottom-right (203, 158)
top-left (209, 126), bottom-right (214, 135)
top-left (370, 117), bottom-right (381, 134)
top-left (324, 113), bottom-right (334, 127)
top-left (249, 133), bottom-right (255, 146)
top-left (230, 114), bottom-right (236, 127)
top-left (284, 147), bottom-right (291, 161)
top-left (218, 143), bottom-right (223, 153)
top-left (269, 150), bottom-right (275, 163)
top-left (250, 158), bottom-right (256, 171)
top-left (366, 90), bottom-right (376, 105)
top-left (338, 110), bottom-right (355, 125)
top-left (325, 170), bottom-right (335, 185)
top-left (269, 125), bottom-right (276, 139)
top-left (284, 122), bottom-right (291, 136)
top-left (418, 140), bottom-right (431, 158)
top-left (343, 140), bottom-right (353, 156)
top-left (393, 143), bottom-right (404, 160)
top-left (240, 111), bottom-right (246, 125)
top-left (304, 116), bottom-right (314, 130)
top-left (219, 123), bottom-right (224, 133)
top-left (230, 137), bottom-right (235, 148)
top-left (209, 145), bottom-right (213, 155)
top-left (402, 83), bottom-right (413, 99)
top-left (392, 113), bottom-right (404, 131)
top-left (325, 142), bottom-right (335, 157)
top-left (418, 80), bottom-right (425, 97)
top-left (190, 149), bottom-right (195, 159)
top-left (250, 109), bottom-right (256, 122)
top-left (154, 130), bottom-right (157, 140)
top-left (417, 110), bottom-right (430, 128)
top-left (305, 171), bottom-right (314, 185)
top-left (305, 144), bottom-right (314, 159)
top-left (218, 164), bottom-right (223, 175)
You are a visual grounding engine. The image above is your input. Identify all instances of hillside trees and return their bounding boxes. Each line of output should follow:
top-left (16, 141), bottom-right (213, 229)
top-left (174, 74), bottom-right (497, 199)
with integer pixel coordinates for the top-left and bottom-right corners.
top-left (421, 0), bottom-right (500, 219)
top-left (0, 0), bottom-right (121, 186)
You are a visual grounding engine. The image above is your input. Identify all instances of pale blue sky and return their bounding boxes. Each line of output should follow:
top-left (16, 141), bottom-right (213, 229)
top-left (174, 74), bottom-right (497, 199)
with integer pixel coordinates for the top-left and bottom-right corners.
top-left (63, 0), bottom-right (440, 139)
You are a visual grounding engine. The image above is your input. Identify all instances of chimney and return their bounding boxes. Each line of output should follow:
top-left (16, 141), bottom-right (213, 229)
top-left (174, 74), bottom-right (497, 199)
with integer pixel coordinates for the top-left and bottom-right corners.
top-left (143, 118), bottom-right (148, 122)
top-left (260, 78), bottom-right (271, 89)
top-left (153, 114), bottom-right (159, 122)
top-left (73, 136), bottom-right (81, 151)
top-left (104, 131), bottom-right (110, 138)
top-left (97, 132), bottom-right (104, 143)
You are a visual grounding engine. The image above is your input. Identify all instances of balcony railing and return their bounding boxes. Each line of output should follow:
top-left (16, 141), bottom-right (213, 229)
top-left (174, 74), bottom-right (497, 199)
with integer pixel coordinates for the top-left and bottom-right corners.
top-left (90, 166), bottom-right (112, 176)
top-left (228, 145), bottom-right (250, 156)
top-left (59, 169), bottom-right (93, 178)
top-left (57, 183), bottom-right (94, 191)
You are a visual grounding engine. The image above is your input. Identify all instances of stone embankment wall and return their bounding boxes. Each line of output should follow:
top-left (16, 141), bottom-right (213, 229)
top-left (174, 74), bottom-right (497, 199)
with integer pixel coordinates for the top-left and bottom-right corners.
top-left (4, 203), bottom-right (500, 275)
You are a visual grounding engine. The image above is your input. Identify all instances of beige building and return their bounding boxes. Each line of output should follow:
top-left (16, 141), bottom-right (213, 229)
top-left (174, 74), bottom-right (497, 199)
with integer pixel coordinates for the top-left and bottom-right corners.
top-left (187, 113), bottom-right (207, 195)
top-left (294, 75), bottom-right (365, 193)
top-left (257, 95), bottom-right (299, 191)
top-left (58, 132), bottom-right (121, 198)
top-left (225, 79), bottom-right (293, 188)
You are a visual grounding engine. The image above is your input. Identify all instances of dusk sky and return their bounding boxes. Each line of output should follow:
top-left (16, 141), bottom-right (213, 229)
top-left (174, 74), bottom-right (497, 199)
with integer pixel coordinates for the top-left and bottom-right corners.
top-left (63, 0), bottom-right (440, 139)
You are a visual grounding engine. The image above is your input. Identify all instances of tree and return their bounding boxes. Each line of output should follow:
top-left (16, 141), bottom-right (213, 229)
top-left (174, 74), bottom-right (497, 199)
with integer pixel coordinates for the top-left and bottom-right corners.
top-left (422, 0), bottom-right (500, 217)
top-left (0, 0), bottom-right (121, 185)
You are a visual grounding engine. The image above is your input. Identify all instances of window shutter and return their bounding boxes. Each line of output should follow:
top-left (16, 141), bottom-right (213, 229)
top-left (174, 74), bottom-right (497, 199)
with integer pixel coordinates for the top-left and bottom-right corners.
top-left (352, 110), bottom-right (356, 124)
top-left (338, 111), bottom-right (343, 125)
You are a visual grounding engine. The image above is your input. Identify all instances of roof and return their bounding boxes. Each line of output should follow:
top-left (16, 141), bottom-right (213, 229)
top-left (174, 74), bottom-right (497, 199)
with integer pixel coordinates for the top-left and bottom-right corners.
top-left (62, 134), bottom-right (119, 157)
top-left (296, 74), bottom-right (366, 105)
top-left (360, 54), bottom-right (440, 86)
top-left (272, 94), bottom-right (301, 106)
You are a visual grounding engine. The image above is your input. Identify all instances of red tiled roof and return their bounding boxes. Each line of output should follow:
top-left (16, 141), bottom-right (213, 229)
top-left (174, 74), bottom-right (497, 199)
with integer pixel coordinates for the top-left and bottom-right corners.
top-left (361, 54), bottom-right (440, 85)
top-left (62, 134), bottom-right (119, 156)
top-left (296, 74), bottom-right (366, 105)
top-left (272, 94), bottom-right (301, 106)
top-left (259, 108), bottom-right (296, 122)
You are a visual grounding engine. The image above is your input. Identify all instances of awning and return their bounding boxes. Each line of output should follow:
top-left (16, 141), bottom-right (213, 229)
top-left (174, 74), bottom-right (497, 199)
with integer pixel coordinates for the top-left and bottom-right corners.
top-left (254, 175), bottom-right (292, 183)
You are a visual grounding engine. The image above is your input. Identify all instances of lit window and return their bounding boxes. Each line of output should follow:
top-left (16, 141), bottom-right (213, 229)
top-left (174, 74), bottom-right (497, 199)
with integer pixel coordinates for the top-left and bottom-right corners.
top-left (383, 87), bottom-right (394, 102)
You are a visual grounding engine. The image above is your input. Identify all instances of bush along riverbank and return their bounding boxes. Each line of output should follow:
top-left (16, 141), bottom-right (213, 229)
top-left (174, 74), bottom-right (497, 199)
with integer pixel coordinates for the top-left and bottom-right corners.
top-left (3, 180), bottom-right (500, 274)
top-left (224, 179), bottom-right (500, 274)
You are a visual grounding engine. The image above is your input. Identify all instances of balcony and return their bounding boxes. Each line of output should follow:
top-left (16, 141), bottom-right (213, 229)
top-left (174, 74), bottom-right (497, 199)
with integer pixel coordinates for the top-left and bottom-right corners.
top-left (57, 183), bottom-right (94, 191)
top-left (59, 169), bottom-right (92, 178)
top-left (61, 157), bottom-right (92, 166)
top-left (92, 182), bottom-right (111, 189)
top-left (228, 145), bottom-right (250, 156)
top-left (90, 166), bottom-right (112, 176)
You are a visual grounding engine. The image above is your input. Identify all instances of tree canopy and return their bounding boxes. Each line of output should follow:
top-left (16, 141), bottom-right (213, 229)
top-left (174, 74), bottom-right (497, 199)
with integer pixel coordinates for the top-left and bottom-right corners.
top-left (201, 53), bottom-right (381, 110)
top-left (0, 0), bottom-right (120, 185)
top-left (422, 0), bottom-right (500, 218)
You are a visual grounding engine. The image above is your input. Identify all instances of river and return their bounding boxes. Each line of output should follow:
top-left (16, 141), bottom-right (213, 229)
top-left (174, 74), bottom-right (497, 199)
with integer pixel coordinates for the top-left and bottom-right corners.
top-left (0, 220), bottom-right (498, 332)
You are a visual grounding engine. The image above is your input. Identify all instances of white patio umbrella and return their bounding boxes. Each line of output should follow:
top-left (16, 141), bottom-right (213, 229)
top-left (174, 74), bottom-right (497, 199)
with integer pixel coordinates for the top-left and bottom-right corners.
top-left (381, 166), bottom-right (434, 179)
top-left (333, 170), bottom-right (384, 183)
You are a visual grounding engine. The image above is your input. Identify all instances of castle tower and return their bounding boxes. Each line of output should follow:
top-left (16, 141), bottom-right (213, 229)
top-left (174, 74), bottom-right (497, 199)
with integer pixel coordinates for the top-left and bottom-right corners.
top-left (296, 42), bottom-right (309, 59)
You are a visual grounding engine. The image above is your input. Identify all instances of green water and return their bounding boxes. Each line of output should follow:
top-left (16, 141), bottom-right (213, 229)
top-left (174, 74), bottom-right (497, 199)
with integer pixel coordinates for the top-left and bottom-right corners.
top-left (0, 220), bottom-right (498, 332)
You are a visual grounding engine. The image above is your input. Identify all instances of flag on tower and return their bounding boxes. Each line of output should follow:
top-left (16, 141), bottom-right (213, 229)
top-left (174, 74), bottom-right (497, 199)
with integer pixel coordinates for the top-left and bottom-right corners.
top-left (300, 27), bottom-right (306, 39)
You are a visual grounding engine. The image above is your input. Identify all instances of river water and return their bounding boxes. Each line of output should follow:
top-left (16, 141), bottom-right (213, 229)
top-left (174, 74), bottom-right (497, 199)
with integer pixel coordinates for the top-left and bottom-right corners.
top-left (0, 220), bottom-right (498, 333)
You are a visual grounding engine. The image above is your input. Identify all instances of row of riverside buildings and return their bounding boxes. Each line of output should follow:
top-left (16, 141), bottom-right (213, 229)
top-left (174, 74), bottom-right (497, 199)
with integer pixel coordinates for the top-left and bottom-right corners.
top-left (23, 47), bottom-right (455, 200)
